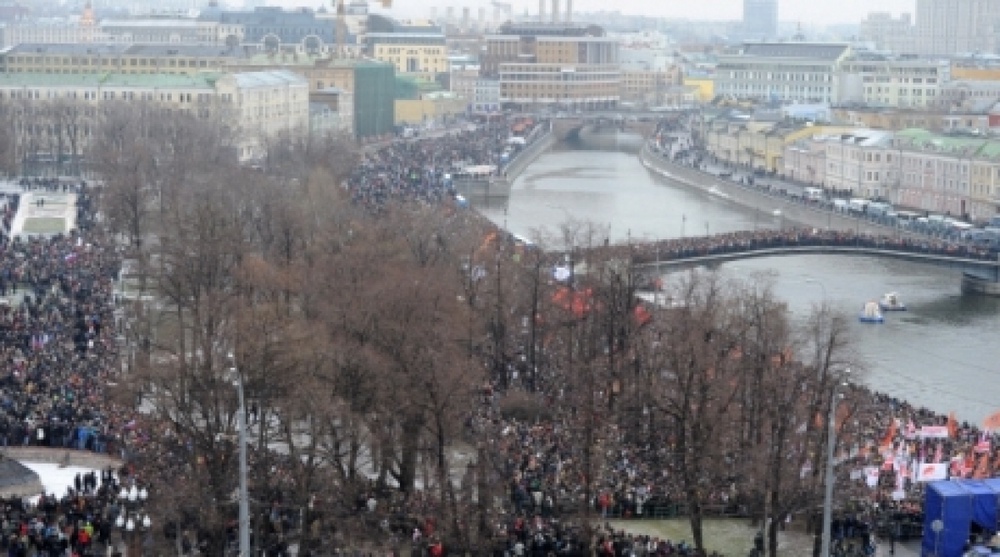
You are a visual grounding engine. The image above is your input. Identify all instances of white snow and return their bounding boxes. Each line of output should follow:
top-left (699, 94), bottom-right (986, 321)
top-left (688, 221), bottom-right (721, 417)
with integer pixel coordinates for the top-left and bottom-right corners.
top-left (18, 462), bottom-right (99, 499)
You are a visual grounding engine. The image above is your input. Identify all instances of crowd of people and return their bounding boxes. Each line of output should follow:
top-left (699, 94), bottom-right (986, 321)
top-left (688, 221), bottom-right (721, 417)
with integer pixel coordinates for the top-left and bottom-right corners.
top-left (2, 117), bottom-right (1000, 557)
top-left (346, 117), bottom-right (547, 211)
top-left (628, 226), bottom-right (999, 266)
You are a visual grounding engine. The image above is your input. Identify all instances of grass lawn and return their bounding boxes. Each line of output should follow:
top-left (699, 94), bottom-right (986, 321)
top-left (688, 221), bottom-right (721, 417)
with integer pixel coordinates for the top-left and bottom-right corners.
top-left (608, 518), bottom-right (815, 557)
top-left (21, 218), bottom-right (66, 234)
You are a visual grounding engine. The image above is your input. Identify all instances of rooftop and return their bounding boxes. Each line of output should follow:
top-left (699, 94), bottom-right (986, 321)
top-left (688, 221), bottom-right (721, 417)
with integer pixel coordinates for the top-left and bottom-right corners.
top-left (0, 71), bottom-right (218, 89)
top-left (230, 69), bottom-right (307, 87)
top-left (737, 43), bottom-right (849, 61)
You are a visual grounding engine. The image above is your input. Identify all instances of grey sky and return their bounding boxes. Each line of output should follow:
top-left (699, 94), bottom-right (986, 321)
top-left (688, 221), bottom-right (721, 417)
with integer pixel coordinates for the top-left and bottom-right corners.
top-left (271, 0), bottom-right (916, 25)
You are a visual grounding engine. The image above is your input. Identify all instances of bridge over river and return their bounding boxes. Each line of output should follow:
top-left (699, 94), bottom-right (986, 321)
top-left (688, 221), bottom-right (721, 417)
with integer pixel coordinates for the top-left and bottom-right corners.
top-left (628, 232), bottom-right (1000, 296)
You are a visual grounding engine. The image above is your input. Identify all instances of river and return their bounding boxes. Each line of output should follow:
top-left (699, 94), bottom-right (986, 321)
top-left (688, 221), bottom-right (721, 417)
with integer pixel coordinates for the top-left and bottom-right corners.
top-left (477, 146), bottom-right (1000, 424)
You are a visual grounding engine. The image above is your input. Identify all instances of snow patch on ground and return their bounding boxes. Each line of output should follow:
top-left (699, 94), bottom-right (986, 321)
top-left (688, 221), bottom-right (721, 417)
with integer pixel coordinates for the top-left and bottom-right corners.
top-left (19, 462), bottom-right (98, 499)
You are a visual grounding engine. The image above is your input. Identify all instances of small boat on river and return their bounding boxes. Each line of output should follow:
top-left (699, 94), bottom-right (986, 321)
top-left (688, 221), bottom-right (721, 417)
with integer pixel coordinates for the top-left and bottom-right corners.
top-left (879, 292), bottom-right (907, 311)
top-left (859, 301), bottom-right (885, 323)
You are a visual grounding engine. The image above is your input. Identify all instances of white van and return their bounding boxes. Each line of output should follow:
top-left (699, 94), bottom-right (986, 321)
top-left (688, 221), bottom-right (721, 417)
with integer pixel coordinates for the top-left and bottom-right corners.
top-left (848, 198), bottom-right (870, 214)
top-left (804, 187), bottom-right (824, 202)
top-left (833, 199), bottom-right (849, 213)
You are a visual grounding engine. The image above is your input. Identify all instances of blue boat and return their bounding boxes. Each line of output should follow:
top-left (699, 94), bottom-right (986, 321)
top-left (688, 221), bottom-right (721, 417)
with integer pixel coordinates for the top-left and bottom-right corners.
top-left (859, 301), bottom-right (885, 323)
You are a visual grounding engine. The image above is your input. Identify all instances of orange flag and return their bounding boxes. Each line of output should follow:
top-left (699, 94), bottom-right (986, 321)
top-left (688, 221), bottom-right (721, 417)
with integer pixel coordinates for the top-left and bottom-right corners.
top-left (948, 412), bottom-right (958, 439)
top-left (881, 419), bottom-right (897, 448)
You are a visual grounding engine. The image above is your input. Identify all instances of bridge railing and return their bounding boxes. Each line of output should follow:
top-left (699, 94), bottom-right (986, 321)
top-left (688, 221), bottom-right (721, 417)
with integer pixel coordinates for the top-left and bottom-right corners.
top-left (627, 229), bottom-right (999, 268)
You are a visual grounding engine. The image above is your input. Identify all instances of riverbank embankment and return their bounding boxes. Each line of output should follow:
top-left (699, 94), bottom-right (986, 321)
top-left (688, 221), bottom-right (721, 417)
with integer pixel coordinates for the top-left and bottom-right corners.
top-left (638, 144), bottom-right (921, 239)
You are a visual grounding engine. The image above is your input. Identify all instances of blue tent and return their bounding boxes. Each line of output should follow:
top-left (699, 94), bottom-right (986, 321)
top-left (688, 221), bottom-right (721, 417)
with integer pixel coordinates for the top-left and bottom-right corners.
top-left (922, 479), bottom-right (1000, 556)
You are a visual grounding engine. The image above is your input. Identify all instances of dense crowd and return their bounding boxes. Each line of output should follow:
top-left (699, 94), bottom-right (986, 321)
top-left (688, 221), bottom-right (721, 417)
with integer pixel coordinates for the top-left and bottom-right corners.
top-left (346, 117), bottom-right (547, 210)
top-left (2, 120), bottom-right (1000, 556)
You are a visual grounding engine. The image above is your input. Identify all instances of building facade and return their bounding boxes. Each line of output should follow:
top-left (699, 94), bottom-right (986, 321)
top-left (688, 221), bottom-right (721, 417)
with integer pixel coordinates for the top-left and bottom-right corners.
top-left (365, 15), bottom-right (447, 75)
top-left (715, 43), bottom-right (851, 104)
top-left (913, 0), bottom-right (1000, 57)
top-left (858, 12), bottom-right (915, 55)
top-left (836, 56), bottom-right (947, 108)
top-left (484, 23), bottom-right (620, 110)
top-left (0, 43), bottom-right (243, 75)
top-left (0, 69), bottom-right (310, 170)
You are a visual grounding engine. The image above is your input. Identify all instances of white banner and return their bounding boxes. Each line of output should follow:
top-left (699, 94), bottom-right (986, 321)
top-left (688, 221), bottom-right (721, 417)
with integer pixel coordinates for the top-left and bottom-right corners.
top-left (918, 426), bottom-right (950, 439)
top-left (916, 462), bottom-right (949, 482)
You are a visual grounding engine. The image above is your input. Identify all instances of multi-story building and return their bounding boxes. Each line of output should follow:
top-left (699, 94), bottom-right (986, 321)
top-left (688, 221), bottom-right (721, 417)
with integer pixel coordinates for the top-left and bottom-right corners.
top-left (365, 15), bottom-right (448, 75)
top-left (483, 22), bottom-right (620, 110)
top-left (471, 77), bottom-right (500, 115)
top-left (620, 67), bottom-right (683, 106)
top-left (99, 18), bottom-right (223, 46)
top-left (817, 130), bottom-right (896, 198)
top-left (204, 6), bottom-right (340, 54)
top-left (0, 69), bottom-right (308, 169)
top-left (715, 43), bottom-right (851, 104)
top-left (742, 0), bottom-right (777, 39)
top-left (913, 0), bottom-right (1000, 57)
top-left (0, 43), bottom-right (244, 75)
top-left (832, 105), bottom-right (991, 133)
top-left (0, 21), bottom-right (92, 47)
top-left (836, 55), bottom-right (947, 108)
top-left (895, 129), bottom-right (984, 219)
top-left (858, 12), bottom-right (915, 55)
top-left (937, 80), bottom-right (1000, 110)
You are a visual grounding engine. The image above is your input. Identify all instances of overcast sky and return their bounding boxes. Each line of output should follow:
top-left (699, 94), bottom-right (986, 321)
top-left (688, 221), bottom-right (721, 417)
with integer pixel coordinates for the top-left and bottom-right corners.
top-left (268, 0), bottom-right (916, 25)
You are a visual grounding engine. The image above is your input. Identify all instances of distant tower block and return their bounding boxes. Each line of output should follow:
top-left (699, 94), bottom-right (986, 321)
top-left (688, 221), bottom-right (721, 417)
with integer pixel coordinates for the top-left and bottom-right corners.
top-left (462, 6), bottom-right (469, 27)
top-left (430, 6), bottom-right (438, 20)
top-left (551, 0), bottom-right (559, 22)
top-left (565, 0), bottom-right (572, 21)
top-left (478, 7), bottom-right (485, 24)
top-left (538, 0), bottom-right (544, 22)
top-left (446, 5), bottom-right (454, 21)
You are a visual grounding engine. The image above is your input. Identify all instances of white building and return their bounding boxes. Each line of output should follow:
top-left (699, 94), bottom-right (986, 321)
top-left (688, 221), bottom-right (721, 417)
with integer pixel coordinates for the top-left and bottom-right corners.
top-left (715, 43), bottom-right (851, 104)
top-left (472, 78), bottom-right (500, 114)
top-left (215, 70), bottom-right (310, 160)
top-left (837, 56), bottom-right (948, 108)
top-left (815, 129), bottom-right (897, 198)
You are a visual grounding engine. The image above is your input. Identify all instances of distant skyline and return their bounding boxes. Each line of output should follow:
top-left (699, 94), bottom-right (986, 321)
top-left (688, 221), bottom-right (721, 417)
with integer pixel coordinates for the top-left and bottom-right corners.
top-left (264, 0), bottom-right (917, 25)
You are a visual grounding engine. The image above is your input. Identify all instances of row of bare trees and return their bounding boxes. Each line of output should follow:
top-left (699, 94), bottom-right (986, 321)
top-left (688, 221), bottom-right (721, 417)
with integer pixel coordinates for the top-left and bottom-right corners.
top-left (91, 109), bottom-right (867, 556)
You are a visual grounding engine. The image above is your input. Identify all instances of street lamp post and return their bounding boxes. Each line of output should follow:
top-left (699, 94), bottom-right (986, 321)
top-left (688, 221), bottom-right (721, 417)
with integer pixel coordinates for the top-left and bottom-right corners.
top-left (115, 485), bottom-right (151, 557)
top-left (821, 369), bottom-right (850, 557)
top-left (228, 352), bottom-right (251, 557)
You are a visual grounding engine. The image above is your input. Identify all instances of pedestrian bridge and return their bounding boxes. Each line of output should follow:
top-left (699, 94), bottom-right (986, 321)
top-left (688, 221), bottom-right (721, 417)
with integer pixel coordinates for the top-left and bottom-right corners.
top-left (642, 244), bottom-right (998, 272)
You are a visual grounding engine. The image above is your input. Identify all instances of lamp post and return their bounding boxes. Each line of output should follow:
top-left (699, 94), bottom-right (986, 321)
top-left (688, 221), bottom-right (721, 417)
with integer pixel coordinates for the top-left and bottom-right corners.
top-left (821, 369), bottom-right (850, 557)
top-left (115, 485), bottom-right (151, 557)
top-left (228, 352), bottom-right (251, 557)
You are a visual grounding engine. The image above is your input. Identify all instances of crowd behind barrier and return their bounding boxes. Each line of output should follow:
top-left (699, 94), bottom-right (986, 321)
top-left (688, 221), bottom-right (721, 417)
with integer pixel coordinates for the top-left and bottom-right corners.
top-left (629, 227), bottom-right (997, 266)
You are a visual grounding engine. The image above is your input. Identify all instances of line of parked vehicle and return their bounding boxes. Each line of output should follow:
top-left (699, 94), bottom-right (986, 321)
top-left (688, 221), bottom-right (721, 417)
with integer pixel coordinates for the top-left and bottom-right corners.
top-left (797, 187), bottom-right (1000, 246)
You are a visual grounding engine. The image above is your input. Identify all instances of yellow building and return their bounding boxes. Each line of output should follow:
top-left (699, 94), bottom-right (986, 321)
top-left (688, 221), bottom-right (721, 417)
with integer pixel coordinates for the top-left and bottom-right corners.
top-left (395, 92), bottom-right (465, 125)
top-left (0, 43), bottom-right (240, 76)
top-left (950, 67), bottom-right (1000, 81)
top-left (364, 14), bottom-right (448, 75)
top-left (620, 67), bottom-right (682, 105)
top-left (682, 77), bottom-right (714, 103)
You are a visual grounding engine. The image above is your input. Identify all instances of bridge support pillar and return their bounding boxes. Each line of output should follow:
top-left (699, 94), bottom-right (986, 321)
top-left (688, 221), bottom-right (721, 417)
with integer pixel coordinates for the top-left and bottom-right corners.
top-left (961, 272), bottom-right (1000, 296)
